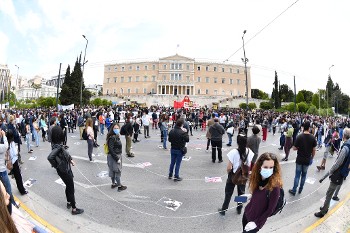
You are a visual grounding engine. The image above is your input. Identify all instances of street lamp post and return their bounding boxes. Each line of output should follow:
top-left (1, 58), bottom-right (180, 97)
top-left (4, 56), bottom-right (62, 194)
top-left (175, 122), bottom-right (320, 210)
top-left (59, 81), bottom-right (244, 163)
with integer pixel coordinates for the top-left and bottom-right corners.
top-left (327, 64), bottom-right (334, 117)
top-left (81, 35), bottom-right (88, 107)
top-left (241, 30), bottom-right (249, 110)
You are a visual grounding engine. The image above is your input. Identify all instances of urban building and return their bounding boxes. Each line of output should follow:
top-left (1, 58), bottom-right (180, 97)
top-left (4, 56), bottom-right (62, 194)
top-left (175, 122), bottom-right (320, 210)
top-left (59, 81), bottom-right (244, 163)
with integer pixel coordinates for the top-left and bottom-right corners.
top-left (46, 74), bottom-right (65, 88)
top-left (86, 84), bottom-right (103, 96)
top-left (103, 54), bottom-right (251, 97)
top-left (16, 84), bottom-right (59, 100)
top-left (0, 64), bottom-right (11, 102)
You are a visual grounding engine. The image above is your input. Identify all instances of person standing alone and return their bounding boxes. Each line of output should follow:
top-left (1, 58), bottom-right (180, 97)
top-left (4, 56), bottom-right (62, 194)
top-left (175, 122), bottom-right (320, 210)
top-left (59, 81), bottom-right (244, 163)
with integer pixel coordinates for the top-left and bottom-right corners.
top-left (209, 118), bottom-right (225, 163)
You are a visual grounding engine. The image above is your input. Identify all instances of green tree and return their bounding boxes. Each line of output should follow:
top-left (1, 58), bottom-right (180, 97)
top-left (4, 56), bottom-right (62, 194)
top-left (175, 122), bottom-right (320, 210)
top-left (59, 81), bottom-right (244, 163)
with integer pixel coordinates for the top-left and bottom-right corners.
top-left (248, 103), bottom-right (257, 109)
top-left (307, 104), bottom-right (318, 115)
top-left (271, 71), bottom-right (280, 108)
top-left (311, 93), bottom-right (320, 109)
top-left (297, 102), bottom-right (309, 113)
top-left (260, 101), bottom-right (273, 110)
top-left (279, 84), bottom-right (294, 102)
top-left (239, 103), bottom-right (247, 109)
top-left (283, 103), bottom-right (298, 112)
top-left (296, 91), bottom-right (305, 103)
top-left (91, 98), bottom-right (102, 106)
top-left (59, 65), bottom-right (72, 105)
top-left (299, 90), bottom-right (313, 103)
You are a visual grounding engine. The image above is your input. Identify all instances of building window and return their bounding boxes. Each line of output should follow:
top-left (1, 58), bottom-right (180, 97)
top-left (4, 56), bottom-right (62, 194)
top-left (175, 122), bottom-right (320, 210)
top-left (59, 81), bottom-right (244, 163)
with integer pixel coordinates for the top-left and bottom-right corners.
top-left (197, 77), bottom-right (201, 82)
top-left (152, 76), bottom-right (156, 81)
top-left (197, 66), bottom-right (201, 71)
top-left (127, 89), bottom-right (131, 94)
top-left (206, 89), bottom-right (209, 94)
top-left (145, 65), bottom-right (148, 70)
top-left (179, 64), bottom-right (182, 69)
top-left (206, 77), bottom-right (210, 83)
top-left (214, 77), bottom-right (217, 83)
top-left (163, 75), bottom-right (166, 81)
top-left (107, 78), bottom-right (110, 83)
top-left (129, 66), bottom-right (132, 70)
top-left (121, 66), bottom-right (125, 71)
top-left (136, 66), bottom-right (140, 71)
top-left (120, 88), bottom-right (124, 94)
top-left (237, 69), bottom-right (240, 74)
top-left (222, 67), bottom-right (225, 72)
top-left (214, 90), bottom-right (218, 95)
top-left (171, 63), bottom-right (175, 70)
top-left (230, 90), bottom-right (233, 96)
top-left (214, 67), bottom-right (217, 72)
top-left (197, 89), bottom-right (200, 94)
top-left (136, 76), bottom-right (139, 82)
top-left (151, 88), bottom-right (155, 94)
top-left (121, 77), bottom-right (124, 83)
top-left (143, 88), bottom-right (147, 94)
top-left (144, 76), bottom-right (148, 82)
top-left (186, 64), bottom-right (190, 70)
top-left (206, 66), bottom-right (209, 71)
top-left (114, 77), bottom-right (117, 83)
top-left (237, 79), bottom-right (240, 85)
top-left (106, 89), bottom-right (109, 94)
top-left (230, 68), bottom-right (232, 73)
top-left (222, 78), bottom-right (225, 84)
top-left (171, 74), bottom-right (174, 80)
top-left (174, 73), bottom-right (178, 80)
top-left (152, 64), bottom-right (156, 70)
top-left (113, 89), bottom-right (116, 94)
top-left (114, 67), bottom-right (117, 70)
top-left (163, 64), bottom-right (167, 69)
top-left (128, 76), bottom-right (131, 82)
top-left (136, 88), bottom-right (139, 94)
top-left (230, 79), bottom-right (233, 84)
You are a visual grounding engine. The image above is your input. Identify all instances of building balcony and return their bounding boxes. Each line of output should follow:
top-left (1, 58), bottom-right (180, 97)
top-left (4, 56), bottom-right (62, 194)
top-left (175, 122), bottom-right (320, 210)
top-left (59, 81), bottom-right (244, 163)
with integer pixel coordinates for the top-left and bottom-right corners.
top-left (157, 80), bottom-right (194, 85)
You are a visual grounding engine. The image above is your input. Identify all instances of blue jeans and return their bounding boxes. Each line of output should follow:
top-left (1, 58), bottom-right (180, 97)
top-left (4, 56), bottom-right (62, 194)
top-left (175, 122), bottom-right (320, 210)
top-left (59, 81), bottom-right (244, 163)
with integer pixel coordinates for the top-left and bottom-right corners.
top-left (0, 171), bottom-right (14, 214)
top-left (227, 133), bottom-right (233, 145)
top-left (26, 134), bottom-right (31, 152)
top-left (162, 130), bottom-right (168, 149)
top-left (292, 163), bottom-right (309, 193)
top-left (169, 149), bottom-right (183, 178)
top-left (33, 130), bottom-right (39, 146)
top-left (317, 133), bottom-right (322, 147)
top-left (100, 124), bottom-right (104, 135)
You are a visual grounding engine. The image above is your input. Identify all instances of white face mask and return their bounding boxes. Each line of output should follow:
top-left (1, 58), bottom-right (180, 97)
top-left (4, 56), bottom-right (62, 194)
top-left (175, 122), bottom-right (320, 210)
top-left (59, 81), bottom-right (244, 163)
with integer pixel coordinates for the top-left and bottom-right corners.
top-left (260, 168), bottom-right (274, 179)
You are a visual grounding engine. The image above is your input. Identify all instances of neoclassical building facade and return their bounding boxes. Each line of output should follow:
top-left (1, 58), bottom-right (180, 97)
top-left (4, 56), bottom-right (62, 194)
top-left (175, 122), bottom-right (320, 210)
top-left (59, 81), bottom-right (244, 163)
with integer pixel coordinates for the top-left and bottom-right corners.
top-left (103, 54), bottom-right (251, 97)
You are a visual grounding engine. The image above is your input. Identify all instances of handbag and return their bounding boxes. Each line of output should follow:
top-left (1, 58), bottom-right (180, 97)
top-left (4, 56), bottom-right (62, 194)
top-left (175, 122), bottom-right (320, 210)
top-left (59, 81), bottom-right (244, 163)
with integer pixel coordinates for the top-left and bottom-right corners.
top-left (226, 127), bottom-right (234, 135)
top-left (181, 147), bottom-right (187, 155)
top-left (5, 149), bottom-right (13, 170)
top-left (103, 143), bottom-right (109, 154)
top-left (231, 149), bottom-right (250, 185)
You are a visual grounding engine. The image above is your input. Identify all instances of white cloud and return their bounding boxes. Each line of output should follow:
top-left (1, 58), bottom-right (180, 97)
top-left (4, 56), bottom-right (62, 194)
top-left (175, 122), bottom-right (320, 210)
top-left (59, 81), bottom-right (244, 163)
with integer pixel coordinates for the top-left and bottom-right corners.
top-left (0, 31), bottom-right (9, 63)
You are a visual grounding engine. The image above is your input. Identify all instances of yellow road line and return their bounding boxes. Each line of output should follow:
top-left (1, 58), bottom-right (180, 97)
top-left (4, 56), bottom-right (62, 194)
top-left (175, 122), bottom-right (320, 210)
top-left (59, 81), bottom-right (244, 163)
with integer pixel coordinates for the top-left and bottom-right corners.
top-left (14, 196), bottom-right (63, 233)
top-left (303, 192), bottom-right (350, 233)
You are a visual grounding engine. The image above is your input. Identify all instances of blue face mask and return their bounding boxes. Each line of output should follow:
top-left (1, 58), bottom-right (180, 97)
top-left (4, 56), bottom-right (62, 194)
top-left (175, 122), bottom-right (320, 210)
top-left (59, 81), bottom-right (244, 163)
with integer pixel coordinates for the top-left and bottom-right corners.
top-left (113, 129), bottom-right (120, 135)
top-left (260, 168), bottom-right (274, 179)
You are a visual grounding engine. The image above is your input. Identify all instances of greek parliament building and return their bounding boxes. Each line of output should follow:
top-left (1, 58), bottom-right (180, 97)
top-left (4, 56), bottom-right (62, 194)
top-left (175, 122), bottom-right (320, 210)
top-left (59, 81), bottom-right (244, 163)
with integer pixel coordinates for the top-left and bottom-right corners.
top-left (103, 54), bottom-right (251, 98)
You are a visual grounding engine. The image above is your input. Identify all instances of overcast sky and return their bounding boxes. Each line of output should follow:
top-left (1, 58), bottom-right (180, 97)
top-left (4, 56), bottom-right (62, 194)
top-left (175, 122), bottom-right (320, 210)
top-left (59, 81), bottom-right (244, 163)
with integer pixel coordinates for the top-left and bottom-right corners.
top-left (0, 0), bottom-right (348, 96)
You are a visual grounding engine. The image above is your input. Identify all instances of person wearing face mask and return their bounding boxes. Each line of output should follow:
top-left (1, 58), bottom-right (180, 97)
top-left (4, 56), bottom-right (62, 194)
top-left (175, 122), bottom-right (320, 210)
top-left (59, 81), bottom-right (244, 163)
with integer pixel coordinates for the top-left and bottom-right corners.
top-left (106, 123), bottom-right (127, 191)
top-left (242, 153), bottom-right (283, 232)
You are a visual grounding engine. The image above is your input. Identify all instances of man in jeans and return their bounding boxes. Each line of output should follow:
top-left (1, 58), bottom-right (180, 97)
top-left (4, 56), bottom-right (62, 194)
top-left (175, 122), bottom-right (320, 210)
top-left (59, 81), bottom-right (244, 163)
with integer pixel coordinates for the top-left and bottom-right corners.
top-left (289, 121), bottom-right (317, 195)
top-left (315, 127), bottom-right (350, 218)
top-left (141, 111), bottom-right (151, 138)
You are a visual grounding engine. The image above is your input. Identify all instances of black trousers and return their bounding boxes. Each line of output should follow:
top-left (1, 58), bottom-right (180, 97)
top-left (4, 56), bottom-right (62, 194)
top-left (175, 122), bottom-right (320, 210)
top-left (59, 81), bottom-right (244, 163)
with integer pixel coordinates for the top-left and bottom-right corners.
top-left (57, 170), bottom-right (76, 209)
top-left (211, 140), bottom-right (222, 162)
top-left (206, 138), bottom-right (211, 150)
top-left (12, 160), bottom-right (26, 194)
top-left (222, 173), bottom-right (246, 211)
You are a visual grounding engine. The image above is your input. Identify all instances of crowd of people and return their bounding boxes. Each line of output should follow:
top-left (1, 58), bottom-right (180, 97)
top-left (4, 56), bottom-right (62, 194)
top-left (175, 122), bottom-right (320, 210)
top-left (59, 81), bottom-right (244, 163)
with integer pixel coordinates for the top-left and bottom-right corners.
top-left (0, 105), bottom-right (349, 232)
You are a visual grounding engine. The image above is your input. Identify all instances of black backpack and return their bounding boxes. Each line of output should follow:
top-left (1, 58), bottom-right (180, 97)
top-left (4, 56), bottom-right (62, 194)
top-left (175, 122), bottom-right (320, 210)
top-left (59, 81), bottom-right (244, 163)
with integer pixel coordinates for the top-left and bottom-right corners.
top-left (82, 128), bottom-right (88, 140)
top-left (267, 188), bottom-right (286, 216)
top-left (120, 124), bottom-right (126, 136)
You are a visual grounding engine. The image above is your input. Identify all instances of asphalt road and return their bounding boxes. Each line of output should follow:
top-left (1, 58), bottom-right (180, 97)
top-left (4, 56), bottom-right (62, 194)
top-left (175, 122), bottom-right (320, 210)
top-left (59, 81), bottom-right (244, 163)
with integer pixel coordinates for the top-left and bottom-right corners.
top-left (14, 126), bottom-right (349, 233)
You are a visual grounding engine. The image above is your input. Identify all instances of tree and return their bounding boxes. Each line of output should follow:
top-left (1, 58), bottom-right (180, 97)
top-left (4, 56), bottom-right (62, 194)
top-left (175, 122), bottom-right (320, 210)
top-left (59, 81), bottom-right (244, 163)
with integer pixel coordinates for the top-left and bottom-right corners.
top-left (311, 93), bottom-right (320, 109)
top-left (59, 65), bottom-right (72, 105)
top-left (297, 102), bottom-right (309, 113)
top-left (239, 103), bottom-right (247, 109)
top-left (296, 91), bottom-right (305, 103)
top-left (307, 105), bottom-right (318, 115)
top-left (299, 90), bottom-right (313, 103)
top-left (271, 71), bottom-right (280, 108)
top-left (31, 83), bottom-right (42, 98)
top-left (248, 103), bottom-right (257, 109)
top-left (260, 101), bottom-right (273, 110)
top-left (251, 89), bottom-right (269, 99)
top-left (279, 84), bottom-right (294, 102)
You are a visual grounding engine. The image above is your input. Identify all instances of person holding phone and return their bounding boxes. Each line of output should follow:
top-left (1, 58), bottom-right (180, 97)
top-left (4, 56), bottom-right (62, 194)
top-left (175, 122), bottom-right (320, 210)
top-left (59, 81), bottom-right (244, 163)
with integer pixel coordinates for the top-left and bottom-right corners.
top-left (242, 153), bottom-right (283, 232)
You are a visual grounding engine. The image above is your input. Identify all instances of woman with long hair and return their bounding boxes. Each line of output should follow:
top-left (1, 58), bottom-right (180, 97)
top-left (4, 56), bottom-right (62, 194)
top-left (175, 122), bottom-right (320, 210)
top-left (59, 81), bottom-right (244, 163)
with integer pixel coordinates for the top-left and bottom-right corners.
top-left (86, 118), bottom-right (94, 161)
top-left (242, 153), bottom-right (283, 232)
top-left (0, 181), bottom-right (19, 233)
top-left (218, 134), bottom-right (254, 215)
top-left (106, 123), bottom-right (127, 191)
top-left (6, 129), bottom-right (27, 195)
top-left (47, 126), bottom-right (84, 215)
top-left (40, 114), bottom-right (48, 142)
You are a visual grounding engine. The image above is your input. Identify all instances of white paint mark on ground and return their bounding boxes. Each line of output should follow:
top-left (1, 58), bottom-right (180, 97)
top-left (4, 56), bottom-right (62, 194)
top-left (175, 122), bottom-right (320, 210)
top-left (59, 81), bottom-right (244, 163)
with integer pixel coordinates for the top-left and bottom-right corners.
top-left (96, 171), bottom-right (109, 178)
top-left (182, 156), bottom-right (191, 161)
top-left (305, 177), bottom-right (316, 184)
top-left (205, 177), bottom-right (222, 183)
top-left (28, 156), bottom-right (37, 161)
top-left (24, 178), bottom-right (37, 188)
top-left (156, 197), bottom-right (182, 211)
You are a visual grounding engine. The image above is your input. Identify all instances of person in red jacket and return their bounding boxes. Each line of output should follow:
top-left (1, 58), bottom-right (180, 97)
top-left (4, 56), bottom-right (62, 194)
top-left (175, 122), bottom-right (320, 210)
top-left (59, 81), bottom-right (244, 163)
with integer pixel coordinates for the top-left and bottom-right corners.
top-left (242, 153), bottom-right (283, 232)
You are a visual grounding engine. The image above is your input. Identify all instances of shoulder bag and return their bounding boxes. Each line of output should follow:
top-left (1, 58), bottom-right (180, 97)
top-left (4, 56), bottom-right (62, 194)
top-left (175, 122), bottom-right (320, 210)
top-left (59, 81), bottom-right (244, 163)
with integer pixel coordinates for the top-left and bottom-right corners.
top-left (231, 149), bottom-right (250, 185)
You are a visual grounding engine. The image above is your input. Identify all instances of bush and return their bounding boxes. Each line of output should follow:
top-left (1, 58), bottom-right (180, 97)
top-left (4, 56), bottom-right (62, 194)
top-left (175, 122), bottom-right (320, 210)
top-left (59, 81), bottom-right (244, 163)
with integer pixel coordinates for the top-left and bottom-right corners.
top-left (259, 101), bottom-right (273, 110)
top-left (248, 103), bottom-right (257, 109)
top-left (283, 103), bottom-right (298, 112)
top-left (297, 102), bottom-right (309, 113)
top-left (307, 105), bottom-right (318, 115)
top-left (239, 103), bottom-right (247, 109)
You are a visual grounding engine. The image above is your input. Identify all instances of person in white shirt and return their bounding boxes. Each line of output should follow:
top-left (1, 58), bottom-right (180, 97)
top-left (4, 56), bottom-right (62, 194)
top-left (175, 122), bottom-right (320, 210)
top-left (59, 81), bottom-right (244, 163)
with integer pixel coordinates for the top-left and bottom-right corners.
top-left (141, 111), bottom-right (151, 138)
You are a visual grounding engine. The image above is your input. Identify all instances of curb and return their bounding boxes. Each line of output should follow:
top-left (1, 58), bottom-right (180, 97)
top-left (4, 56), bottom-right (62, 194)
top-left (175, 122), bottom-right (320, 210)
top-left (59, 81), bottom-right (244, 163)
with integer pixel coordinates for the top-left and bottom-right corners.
top-left (302, 192), bottom-right (350, 233)
top-left (14, 195), bottom-right (63, 233)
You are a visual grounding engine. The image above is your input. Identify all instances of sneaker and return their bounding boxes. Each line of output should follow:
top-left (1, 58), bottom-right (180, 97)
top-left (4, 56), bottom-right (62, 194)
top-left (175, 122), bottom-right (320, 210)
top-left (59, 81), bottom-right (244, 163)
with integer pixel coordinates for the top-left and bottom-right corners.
top-left (118, 185), bottom-right (127, 192)
top-left (218, 160), bottom-right (223, 163)
top-left (21, 190), bottom-right (28, 195)
top-left (298, 189), bottom-right (302, 194)
top-left (174, 177), bottom-right (183, 182)
top-left (288, 189), bottom-right (296, 196)
top-left (332, 196), bottom-right (340, 201)
top-left (205, 150), bottom-right (209, 153)
top-left (236, 207), bottom-right (242, 215)
top-left (28, 151), bottom-right (33, 154)
top-left (111, 184), bottom-right (118, 189)
top-left (218, 208), bottom-right (225, 216)
top-left (226, 144), bottom-right (231, 146)
top-left (168, 176), bottom-right (172, 179)
top-left (127, 153), bottom-right (135, 157)
top-left (72, 208), bottom-right (84, 215)
top-left (316, 166), bottom-right (325, 171)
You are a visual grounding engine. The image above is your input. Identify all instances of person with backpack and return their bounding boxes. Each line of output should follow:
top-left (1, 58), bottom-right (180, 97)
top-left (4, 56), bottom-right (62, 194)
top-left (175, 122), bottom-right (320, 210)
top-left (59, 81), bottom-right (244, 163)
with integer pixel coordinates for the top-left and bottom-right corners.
top-left (85, 118), bottom-right (95, 162)
top-left (218, 134), bottom-right (254, 216)
top-left (242, 152), bottom-right (284, 232)
top-left (315, 127), bottom-right (350, 218)
top-left (123, 114), bottom-right (134, 157)
top-left (47, 126), bottom-right (84, 215)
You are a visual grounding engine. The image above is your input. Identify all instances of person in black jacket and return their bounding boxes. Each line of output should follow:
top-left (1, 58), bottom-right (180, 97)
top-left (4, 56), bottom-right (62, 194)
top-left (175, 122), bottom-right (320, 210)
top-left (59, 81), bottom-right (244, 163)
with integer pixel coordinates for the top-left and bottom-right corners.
top-left (106, 123), bottom-right (127, 191)
top-left (168, 119), bottom-right (189, 181)
top-left (124, 114), bottom-right (134, 157)
top-left (47, 126), bottom-right (84, 215)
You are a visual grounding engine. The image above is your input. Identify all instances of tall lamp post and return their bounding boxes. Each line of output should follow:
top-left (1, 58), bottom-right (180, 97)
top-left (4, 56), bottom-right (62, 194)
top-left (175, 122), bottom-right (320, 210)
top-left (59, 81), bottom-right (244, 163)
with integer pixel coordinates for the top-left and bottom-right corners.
top-left (327, 64), bottom-right (334, 116)
top-left (81, 35), bottom-right (88, 107)
top-left (241, 30), bottom-right (249, 110)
